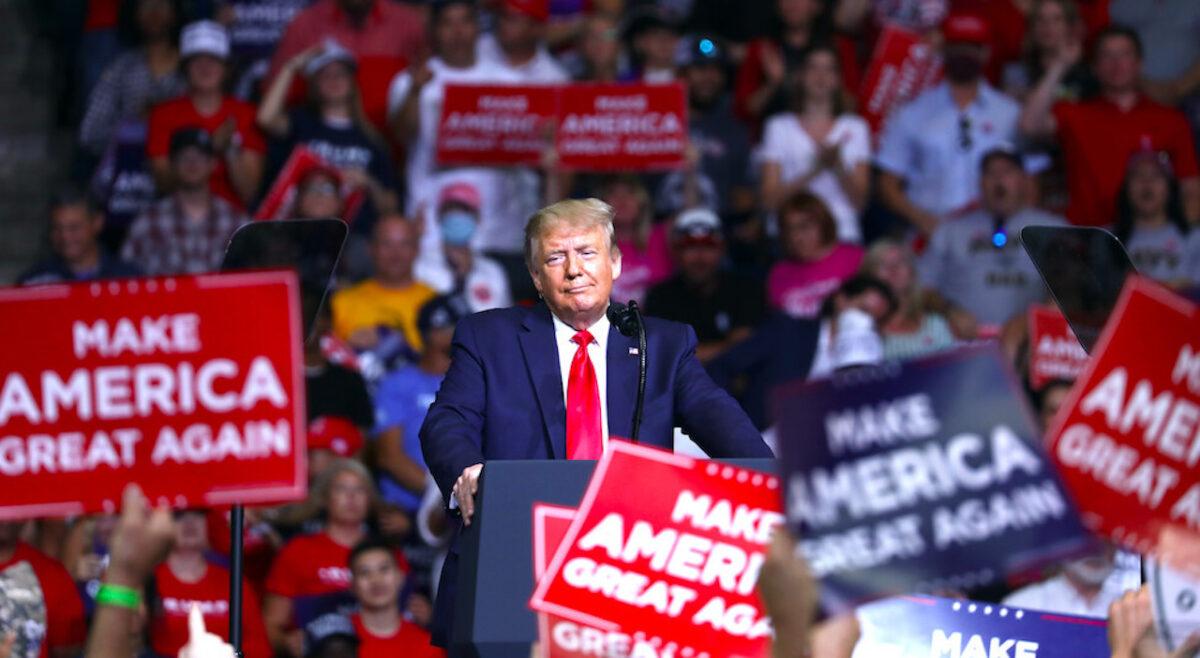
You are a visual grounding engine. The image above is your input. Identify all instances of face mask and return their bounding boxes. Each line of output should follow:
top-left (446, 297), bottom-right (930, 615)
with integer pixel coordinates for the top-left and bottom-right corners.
top-left (1063, 557), bottom-right (1115, 586)
top-left (943, 52), bottom-right (984, 84)
top-left (440, 210), bottom-right (477, 247)
top-left (832, 307), bottom-right (883, 370)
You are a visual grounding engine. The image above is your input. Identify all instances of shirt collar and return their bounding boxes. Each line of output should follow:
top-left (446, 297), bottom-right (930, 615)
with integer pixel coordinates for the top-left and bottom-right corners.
top-left (551, 309), bottom-right (611, 349)
top-left (937, 80), bottom-right (998, 110)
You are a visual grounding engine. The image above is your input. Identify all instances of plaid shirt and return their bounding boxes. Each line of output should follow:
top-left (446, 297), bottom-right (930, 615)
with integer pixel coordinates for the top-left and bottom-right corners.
top-left (79, 51), bottom-right (185, 156)
top-left (121, 195), bottom-right (246, 276)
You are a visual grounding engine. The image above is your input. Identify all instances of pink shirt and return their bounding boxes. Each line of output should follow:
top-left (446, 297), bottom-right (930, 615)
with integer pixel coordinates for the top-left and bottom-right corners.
top-left (612, 223), bottom-right (672, 306)
top-left (767, 243), bottom-right (864, 318)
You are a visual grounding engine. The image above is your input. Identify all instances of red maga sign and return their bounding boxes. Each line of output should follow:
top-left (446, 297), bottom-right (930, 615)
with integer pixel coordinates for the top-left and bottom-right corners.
top-left (529, 441), bottom-right (781, 658)
top-left (858, 25), bottom-right (942, 136)
top-left (0, 271), bottom-right (306, 519)
top-left (437, 84), bottom-right (557, 167)
top-left (1047, 276), bottom-right (1200, 555)
top-left (535, 504), bottom-right (690, 658)
top-left (255, 146), bottom-right (364, 223)
top-left (556, 84), bottom-right (688, 171)
top-left (1028, 305), bottom-right (1090, 390)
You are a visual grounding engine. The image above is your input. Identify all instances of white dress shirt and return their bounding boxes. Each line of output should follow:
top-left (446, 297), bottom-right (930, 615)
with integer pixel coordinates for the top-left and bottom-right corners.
top-left (759, 113), bottom-right (872, 243)
top-left (1002, 572), bottom-right (1132, 619)
top-left (551, 311), bottom-right (611, 452)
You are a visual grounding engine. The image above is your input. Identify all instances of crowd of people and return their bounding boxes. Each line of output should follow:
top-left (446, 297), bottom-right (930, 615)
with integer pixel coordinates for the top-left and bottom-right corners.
top-left (9, 0), bottom-right (1200, 656)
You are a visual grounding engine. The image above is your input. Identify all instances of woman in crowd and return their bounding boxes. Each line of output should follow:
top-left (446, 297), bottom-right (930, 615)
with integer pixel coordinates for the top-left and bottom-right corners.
top-left (79, 0), bottom-right (185, 158)
top-left (1114, 151), bottom-right (1195, 288)
top-left (767, 191), bottom-right (864, 319)
top-left (735, 0), bottom-right (856, 130)
top-left (290, 167), bottom-right (346, 221)
top-left (262, 459), bottom-right (397, 657)
top-left (1002, 0), bottom-right (1092, 101)
top-left (859, 238), bottom-right (955, 360)
top-left (148, 510), bottom-right (271, 658)
top-left (571, 14), bottom-right (625, 83)
top-left (759, 45), bottom-right (870, 244)
top-left (257, 41), bottom-right (399, 226)
top-left (601, 175), bottom-right (673, 306)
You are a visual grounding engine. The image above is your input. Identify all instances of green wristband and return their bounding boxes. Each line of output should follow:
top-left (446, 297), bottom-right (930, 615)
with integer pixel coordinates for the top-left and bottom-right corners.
top-left (96, 583), bottom-right (142, 609)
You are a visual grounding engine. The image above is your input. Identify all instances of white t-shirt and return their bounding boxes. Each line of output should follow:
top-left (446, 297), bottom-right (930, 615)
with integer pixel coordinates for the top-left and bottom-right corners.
top-left (411, 170), bottom-right (530, 280)
top-left (1002, 573), bottom-right (1131, 619)
top-left (415, 252), bottom-right (512, 313)
top-left (759, 113), bottom-right (871, 243)
top-left (387, 59), bottom-right (532, 255)
top-left (476, 34), bottom-right (569, 84)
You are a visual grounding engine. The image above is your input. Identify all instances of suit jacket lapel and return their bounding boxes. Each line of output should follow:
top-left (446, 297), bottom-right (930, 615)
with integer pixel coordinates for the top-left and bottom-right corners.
top-left (606, 327), bottom-right (639, 441)
top-left (518, 304), bottom-right (568, 459)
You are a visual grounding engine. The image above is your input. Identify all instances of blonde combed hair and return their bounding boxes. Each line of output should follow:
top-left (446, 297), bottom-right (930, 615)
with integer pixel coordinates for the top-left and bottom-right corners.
top-left (313, 457), bottom-right (380, 513)
top-left (524, 198), bottom-right (620, 269)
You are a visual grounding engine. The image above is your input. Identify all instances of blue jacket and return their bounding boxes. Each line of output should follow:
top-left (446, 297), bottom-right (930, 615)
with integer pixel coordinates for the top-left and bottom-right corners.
top-left (419, 303), bottom-right (772, 504)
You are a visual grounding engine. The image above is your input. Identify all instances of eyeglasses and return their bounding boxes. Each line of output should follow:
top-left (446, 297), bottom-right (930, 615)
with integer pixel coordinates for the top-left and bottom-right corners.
top-left (958, 114), bottom-right (973, 151)
top-left (302, 181), bottom-right (339, 197)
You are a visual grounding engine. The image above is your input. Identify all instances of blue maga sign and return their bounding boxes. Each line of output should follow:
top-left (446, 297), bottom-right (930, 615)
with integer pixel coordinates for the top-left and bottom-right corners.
top-left (776, 344), bottom-right (1094, 611)
top-left (853, 595), bottom-right (1110, 658)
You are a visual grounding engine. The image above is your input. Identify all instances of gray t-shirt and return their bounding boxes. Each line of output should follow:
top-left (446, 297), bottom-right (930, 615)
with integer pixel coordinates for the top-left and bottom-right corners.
top-left (919, 207), bottom-right (1065, 326)
top-left (1186, 230), bottom-right (1200, 285)
top-left (1123, 223), bottom-right (1191, 283)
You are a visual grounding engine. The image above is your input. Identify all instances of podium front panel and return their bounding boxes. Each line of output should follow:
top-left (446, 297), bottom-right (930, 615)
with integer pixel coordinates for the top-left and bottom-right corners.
top-left (448, 457), bottom-right (775, 658)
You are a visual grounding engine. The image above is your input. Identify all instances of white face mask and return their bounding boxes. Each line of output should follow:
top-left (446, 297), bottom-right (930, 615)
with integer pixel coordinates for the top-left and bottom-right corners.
top-left (1064, 557), bottom-right (1115, 586)
top-left (831, 307), bottom-right (883, 370)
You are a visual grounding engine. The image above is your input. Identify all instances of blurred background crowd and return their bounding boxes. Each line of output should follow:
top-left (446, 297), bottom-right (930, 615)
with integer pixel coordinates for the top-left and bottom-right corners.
top-left (4, 0), bottom-right (1200, 655)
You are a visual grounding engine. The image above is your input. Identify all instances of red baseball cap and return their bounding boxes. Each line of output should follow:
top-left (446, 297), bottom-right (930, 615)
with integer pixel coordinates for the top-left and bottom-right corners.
top-left (438, 181), bottom-right (482, 212)
top-left (308, 416), bottom-right (363, 457)
top-left (942, 13), bottom-right (991, 45)
top-left (503, 0), bottom-right (549, 23)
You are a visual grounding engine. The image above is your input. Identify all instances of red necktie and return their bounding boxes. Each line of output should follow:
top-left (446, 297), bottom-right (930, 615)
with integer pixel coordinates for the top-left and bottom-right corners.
top-left (566, 329), bottom-right (603, 460)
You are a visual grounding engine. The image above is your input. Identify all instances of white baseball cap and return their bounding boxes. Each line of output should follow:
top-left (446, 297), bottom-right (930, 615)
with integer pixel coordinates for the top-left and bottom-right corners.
top-left (304, 39), bottom-right (357, 78)
top-left (180, 20), bottom-right (230, 60)
top-left (673, 207), bottom-right (722, 242)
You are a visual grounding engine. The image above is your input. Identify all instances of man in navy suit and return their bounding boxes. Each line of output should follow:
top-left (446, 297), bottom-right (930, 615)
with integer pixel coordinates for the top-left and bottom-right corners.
top-left (419, 198), bottom-right (772, 644)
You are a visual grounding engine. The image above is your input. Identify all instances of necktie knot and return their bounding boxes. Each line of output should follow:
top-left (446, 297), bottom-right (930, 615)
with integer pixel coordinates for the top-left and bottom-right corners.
top-left (572, 329), bottom-right (594, 347)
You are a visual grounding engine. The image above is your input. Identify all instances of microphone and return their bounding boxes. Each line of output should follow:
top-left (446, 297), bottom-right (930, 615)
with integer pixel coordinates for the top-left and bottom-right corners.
top-left (608, 300), bottom-right (647, 442)
top-left (606, 301), bottom-right (640, 337)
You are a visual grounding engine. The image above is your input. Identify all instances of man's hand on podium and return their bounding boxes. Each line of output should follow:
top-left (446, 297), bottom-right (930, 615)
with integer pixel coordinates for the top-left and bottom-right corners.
top-left (453, 463), bottom-right (484, 526)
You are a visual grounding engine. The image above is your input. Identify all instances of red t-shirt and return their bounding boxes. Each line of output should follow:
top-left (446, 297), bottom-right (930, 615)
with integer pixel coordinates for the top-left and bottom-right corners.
top-left (146, 96), bottom-right (266, 210)
top-left (150, 562), bottom-right (271, 658)
top-left (265, 532), bottom-right (355, 599)
top-left (204, 509), bottom-right (276, 595)
top-left (350, 613), bottom-right (444, 658)
top-left (265, 532), bottom-right (410, 628)
top-left (84, 0), bottom-right (119, 31)
top-left (0, 543), bottom-right (86, 658)
top-left (1053, 95), bottom-right (1200, 226)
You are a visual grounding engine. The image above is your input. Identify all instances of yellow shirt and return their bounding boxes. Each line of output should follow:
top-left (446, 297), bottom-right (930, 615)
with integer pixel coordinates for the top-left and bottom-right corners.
top-left (331, 278), bottom-right (437, 351)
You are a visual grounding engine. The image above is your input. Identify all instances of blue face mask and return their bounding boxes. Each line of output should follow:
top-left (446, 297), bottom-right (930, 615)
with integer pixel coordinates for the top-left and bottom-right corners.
top-left (440, 210), bottom-right (478, 247)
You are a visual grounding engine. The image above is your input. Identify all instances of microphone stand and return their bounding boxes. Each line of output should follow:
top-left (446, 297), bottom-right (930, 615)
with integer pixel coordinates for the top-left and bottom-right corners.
top-left (229, 505), bottom-right (244, 658)
top-left (627, 301), bottom-right (647, 443)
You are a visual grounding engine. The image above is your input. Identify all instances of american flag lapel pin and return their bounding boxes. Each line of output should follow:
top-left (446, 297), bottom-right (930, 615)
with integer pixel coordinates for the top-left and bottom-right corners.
top-left (629, 347), bottom-right (639, 355)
